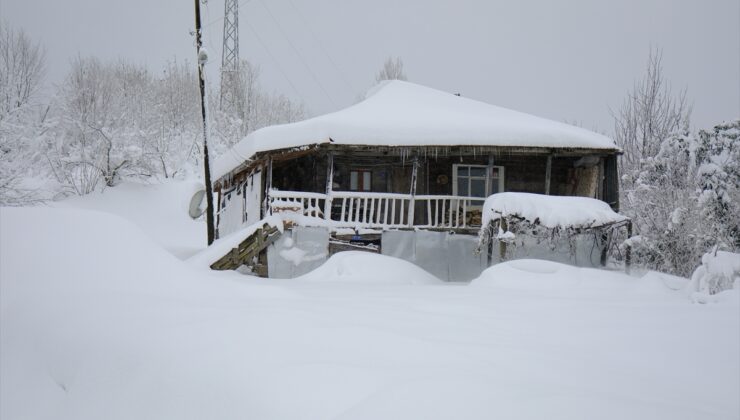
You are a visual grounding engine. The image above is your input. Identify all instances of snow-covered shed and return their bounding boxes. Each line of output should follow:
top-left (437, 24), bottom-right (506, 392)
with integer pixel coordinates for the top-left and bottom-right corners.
top-left (478, 193), bottom-right (632, 269)
top-left (211, 81), bottom-right (623, 279)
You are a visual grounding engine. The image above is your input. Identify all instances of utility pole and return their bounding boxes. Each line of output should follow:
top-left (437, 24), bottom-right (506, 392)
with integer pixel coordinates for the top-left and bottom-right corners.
top-left (220, 0), bottom-right (240, 109)
top-left (194, 0), bottom-right (216, 245)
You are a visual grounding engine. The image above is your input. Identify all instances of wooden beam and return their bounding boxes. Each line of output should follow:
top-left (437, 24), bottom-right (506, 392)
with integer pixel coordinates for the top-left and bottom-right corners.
top-left (544, 155), bottom-right (552, 195)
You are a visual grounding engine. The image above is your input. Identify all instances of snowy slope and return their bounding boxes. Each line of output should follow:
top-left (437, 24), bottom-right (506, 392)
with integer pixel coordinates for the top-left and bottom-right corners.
top-left (54, 180), bottom-right (207, 259)
top-left (2, 192), bottom-right (738, 419)
top-left (214, 81), bottom-right (618, 179)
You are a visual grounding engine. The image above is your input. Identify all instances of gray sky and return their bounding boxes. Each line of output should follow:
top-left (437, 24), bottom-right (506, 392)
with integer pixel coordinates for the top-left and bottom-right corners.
top-left (2, 0), bottom-right (738, 133)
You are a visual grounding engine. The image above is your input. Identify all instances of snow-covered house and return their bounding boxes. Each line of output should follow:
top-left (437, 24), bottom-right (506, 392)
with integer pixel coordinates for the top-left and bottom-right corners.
top-left (211, 81), bottom-right (622, 279)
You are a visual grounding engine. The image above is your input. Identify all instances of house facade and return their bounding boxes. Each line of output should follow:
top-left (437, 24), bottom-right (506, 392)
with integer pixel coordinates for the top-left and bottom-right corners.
top-left (211, 81), bottom-right (621, 279)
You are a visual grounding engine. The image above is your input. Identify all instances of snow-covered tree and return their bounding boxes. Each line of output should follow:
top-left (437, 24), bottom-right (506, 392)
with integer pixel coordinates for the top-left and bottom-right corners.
top-left (626, 120), bottom-right (740, 277)
top-left (613, 48), bottom-right (691, 176)
top-left (694, 120), bottom-right (740, 252)
top-left (212, 59), bottom-right (304, 151)
top-left (0, 25), bottom-right (46, 205)
top-left (150, 59), bottom-right (201, 178)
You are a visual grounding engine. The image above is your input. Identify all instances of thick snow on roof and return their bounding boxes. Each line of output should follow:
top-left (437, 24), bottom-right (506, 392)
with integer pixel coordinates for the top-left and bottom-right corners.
top-left (482, 192), bottom-right (628, 229)
top-left (214, 80), bottom-right (618, 179)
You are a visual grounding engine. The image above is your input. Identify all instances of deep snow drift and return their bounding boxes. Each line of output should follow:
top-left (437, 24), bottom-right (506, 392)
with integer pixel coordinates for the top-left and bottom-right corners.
top-left (54, 180), bottom-right (207, 259)
top-left (1, 182), bottom-right (738, 420)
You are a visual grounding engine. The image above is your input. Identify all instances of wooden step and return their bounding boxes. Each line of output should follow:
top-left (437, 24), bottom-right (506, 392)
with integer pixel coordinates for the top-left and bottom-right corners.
top-left (210, 223), bottom-right (282, 272)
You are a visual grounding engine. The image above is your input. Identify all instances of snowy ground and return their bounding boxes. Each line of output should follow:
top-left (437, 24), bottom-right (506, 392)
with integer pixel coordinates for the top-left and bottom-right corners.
top-left (1, 182), bottom-right (738, 420)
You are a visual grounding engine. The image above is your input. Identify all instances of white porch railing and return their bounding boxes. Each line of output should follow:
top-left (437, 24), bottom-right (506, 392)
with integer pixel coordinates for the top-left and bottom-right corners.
top-left (268, 189), bottom-right (485, 229)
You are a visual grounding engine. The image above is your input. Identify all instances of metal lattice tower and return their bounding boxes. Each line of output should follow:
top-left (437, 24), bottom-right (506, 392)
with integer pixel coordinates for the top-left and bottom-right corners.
top-left (220, 0), bottom-right (240, 109)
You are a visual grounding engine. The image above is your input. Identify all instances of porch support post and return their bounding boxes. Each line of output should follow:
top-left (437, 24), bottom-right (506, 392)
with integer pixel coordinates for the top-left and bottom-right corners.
top-left (487, 155), bottom-right (495, 195)
top-left (324, 152), bottom-right (334, 220)
top-left (544, 154), bottom-right (552, 195)
top-left (407, 157), bottom-right (418, 227)
top-left (262, 157), bottom-right (273, 217)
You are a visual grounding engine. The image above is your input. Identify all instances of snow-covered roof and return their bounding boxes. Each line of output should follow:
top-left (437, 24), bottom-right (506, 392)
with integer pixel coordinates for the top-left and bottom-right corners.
top-left (482, 192), bottom-right (628, 229)
top-left (214, 81), bottom-right (618, 179)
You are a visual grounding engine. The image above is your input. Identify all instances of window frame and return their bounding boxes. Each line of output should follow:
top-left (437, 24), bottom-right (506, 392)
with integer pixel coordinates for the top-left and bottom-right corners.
top-left (349, 169), bottom-right (372, 192)
top-left (452, 164), bottom-right (505, 197)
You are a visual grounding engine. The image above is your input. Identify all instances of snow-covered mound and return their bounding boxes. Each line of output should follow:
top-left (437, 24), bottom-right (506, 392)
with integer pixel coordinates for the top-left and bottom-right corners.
top-left (55, 180), bottom-right (206, 259)
top-left (471, 259), bottom-right (689, 299)
top-left (297, 251), bottom-right (442, 284)
top-left (214, 81), bottom-right (617, 179)
top-left (0, 207), bottom-right (290, 420)
top-left (482, 192), bottom-right (628, 229)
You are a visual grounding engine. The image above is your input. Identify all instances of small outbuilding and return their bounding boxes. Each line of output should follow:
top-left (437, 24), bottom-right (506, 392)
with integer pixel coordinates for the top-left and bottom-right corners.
top-left (211, 81), bottom-right (623, 279)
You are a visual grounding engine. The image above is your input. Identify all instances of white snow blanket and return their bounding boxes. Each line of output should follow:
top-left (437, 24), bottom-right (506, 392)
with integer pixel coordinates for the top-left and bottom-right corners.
top-left (1, 183), bottom-right (737, 420)
top-left (482, 192), bottom-right (629, 229)
top-left (213, 80), bottom-right (617, 179)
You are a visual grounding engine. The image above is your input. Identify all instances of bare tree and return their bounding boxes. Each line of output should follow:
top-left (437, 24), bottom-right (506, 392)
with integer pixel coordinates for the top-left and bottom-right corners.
top-left (375, 56), bottom-right (407, 83)
top-left (0, 25), bottom-right (45, 117)
top-left (612, 47), bottom-right (691, 175)
top-left (0, 25), bottom-right (46, 205)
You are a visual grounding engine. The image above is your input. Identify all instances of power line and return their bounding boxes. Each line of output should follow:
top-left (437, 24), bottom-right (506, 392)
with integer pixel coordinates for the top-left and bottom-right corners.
top-left (284, 0), bottom-right (357, 94)
top-left (204, 0), bottom-right (307, 105)
top-left (254, 0), bottom-right (337, 107)
top-left (242, 18), bottom-right (306, 103)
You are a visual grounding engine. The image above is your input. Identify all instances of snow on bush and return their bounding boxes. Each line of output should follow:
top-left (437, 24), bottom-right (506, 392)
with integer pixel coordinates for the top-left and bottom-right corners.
top-left (688, 250), bottom-right (740, 302)
top-left (623, 120), bottom-right (740, 277)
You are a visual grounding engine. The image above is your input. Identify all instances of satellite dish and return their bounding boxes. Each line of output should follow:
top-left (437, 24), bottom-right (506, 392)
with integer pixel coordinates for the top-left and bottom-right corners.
top-left (189, 189), bottom-right (206, 219)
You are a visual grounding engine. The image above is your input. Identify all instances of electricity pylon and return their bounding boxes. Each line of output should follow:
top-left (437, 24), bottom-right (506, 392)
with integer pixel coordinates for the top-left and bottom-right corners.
top-left (220, 0), bottom-right (239, 109)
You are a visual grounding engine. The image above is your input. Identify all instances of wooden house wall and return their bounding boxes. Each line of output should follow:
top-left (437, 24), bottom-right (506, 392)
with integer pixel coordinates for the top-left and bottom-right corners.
top-left (261, 152), bottom-right (607, 200)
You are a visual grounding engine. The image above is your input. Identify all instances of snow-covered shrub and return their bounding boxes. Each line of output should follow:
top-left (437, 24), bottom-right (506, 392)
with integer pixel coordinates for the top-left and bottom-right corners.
top-left (623, 120), bottom-right (740, 277)
top-left (688, 250), bottom-right (740, 300)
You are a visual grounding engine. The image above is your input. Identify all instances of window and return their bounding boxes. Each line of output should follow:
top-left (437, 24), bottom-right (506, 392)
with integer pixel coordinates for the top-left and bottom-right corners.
top-left (350, 170), bottom-right (372, 191)
top-left (453, 164), bottom-right (504, 197)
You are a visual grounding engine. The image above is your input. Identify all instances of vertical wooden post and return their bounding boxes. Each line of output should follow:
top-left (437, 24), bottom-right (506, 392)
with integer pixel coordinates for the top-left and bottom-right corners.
top-left (262, 157), bottom-right (273, 217)
top-left (324, 152), bottom-right (334, 220)
top-left (215, 189), bottom-right (222, 240)
top-left (597, 157), bottom-right (605, 200)
top-left (625, 221), bottom-right (633, 274)
top-left (600, 231), bottom-right (609, 266)
top-left (194, 0), bottom-right (215, 245)
top-left (545, 154), bottom-right (552, 195)
top-left (487, 155), bottom-right (495, 195)
top-left (407, 157), bottom-right (418, 227)
top-left (499, 218), bottom-right (508, 261)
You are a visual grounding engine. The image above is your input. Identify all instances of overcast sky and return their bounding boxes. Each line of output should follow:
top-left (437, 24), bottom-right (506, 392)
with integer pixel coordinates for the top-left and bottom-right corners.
top-left (2, 0), bottom-right (738, 133)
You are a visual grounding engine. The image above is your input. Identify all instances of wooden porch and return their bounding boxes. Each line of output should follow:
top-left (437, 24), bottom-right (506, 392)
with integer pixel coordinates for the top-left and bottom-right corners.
top-left (268, 189), bottom-right (486, 230)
